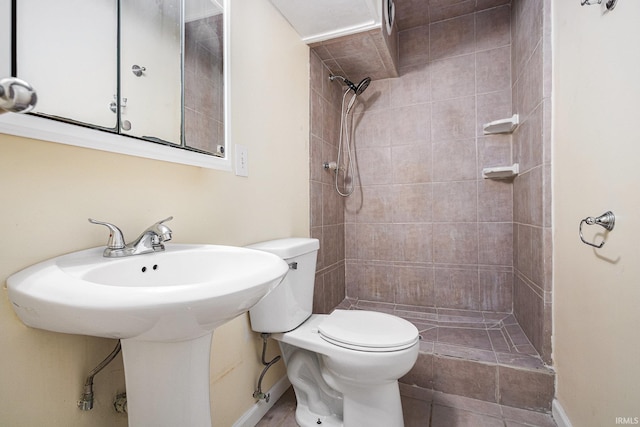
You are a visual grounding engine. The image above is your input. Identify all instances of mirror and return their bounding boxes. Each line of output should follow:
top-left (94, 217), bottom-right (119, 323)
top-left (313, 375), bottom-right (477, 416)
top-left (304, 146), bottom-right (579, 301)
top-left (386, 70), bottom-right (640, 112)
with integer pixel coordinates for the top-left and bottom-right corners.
top-left (9, 0), bottom-right (226, 162)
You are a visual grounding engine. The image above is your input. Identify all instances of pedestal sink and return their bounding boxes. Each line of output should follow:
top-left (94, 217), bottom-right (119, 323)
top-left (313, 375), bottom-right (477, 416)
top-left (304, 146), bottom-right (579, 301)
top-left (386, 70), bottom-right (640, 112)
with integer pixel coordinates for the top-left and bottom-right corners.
top-left (7, 244), bottom-right (289, 427)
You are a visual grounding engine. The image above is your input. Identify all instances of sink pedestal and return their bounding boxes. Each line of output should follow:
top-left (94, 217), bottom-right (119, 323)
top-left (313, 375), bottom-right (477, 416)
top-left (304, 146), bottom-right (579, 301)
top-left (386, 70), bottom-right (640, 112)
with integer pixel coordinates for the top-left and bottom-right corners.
top-left (121, 333), bottom-right (213, 427)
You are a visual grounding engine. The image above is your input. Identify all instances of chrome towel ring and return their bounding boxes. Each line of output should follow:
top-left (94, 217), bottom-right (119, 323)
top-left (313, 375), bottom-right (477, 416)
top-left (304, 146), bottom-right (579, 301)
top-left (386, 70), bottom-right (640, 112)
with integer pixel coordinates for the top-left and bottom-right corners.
top-left (579, 211), bottom-right (615, 248)
top-left (581, 0), bottom-right (618, 11)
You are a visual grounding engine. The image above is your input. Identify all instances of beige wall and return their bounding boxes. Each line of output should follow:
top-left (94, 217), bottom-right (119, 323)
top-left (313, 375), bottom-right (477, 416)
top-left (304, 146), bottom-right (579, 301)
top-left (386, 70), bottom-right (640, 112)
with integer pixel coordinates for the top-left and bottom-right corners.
top-left (0, 0), bottom-right (309, 425)
top-left (553, 1), bottom-right (640, 426)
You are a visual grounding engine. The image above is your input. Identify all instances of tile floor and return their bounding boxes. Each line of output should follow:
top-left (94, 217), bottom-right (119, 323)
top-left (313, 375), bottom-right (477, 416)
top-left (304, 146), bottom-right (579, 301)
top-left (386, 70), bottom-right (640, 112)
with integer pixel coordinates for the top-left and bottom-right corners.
top-left (255, 386), bottom-right (558, 427)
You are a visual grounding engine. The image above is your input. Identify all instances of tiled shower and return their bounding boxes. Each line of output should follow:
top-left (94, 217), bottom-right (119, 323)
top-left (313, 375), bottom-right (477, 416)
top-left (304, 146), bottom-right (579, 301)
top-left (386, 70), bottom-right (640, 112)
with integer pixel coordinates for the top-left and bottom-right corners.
top-left (309, 0), bottom-right (552, 411)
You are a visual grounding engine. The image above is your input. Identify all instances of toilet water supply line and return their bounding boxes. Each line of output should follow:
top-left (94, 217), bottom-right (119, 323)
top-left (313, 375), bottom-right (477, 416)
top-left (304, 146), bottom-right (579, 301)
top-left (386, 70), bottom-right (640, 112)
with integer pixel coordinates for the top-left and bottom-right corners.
top-left (253, 333), bottom-right (281, 403)
top-left (78, 340), bottom-right (122, 411)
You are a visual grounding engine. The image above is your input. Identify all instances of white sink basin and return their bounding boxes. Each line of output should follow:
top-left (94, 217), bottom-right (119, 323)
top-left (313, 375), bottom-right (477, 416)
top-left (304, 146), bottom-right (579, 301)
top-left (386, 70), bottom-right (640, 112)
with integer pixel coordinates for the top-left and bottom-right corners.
top-left (6, 243), bottom-right (290, 427)
top-left (7, 244), bottom-right (289, 341)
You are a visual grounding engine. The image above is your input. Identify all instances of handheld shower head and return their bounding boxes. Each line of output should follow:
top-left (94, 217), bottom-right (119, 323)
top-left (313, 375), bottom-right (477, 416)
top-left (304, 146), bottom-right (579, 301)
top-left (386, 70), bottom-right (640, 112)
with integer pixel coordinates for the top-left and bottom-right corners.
top-left (329, 74), bottom-right (371, 96)
top-left (355, 77), bottom-right (371, 96)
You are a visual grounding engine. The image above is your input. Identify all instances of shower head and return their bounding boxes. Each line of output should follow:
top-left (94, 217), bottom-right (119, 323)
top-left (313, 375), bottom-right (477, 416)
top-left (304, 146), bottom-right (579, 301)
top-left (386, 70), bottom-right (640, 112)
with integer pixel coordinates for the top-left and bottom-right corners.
top-left (355, 77), bottom-right (371, 96)
top-left (329, 74), bottom-right (371, 96)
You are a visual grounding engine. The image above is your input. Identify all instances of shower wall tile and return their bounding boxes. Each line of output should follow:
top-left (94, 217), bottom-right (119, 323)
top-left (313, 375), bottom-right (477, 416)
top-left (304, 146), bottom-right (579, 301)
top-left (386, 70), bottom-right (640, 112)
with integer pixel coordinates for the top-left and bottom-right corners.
top-left (429, 14), bottom-right (475, 61)
top-left (323, 97), bottom-right (341, 146)
top-left (310, 135), bottom-right (323, 183)
top-left (512, 0), bottom-right (543, 81)
top-left (479, 269), bottom-right (513, 312)
top-left (478, 135), bottom-right (512, 179)
top-left (311, 29), bottom-right (399, 83)
top-left (389, 64), bottom-right (431, 108)
top-left (477, 0), bottom-right (511, 11)
top-left (431, 54), bottom-right (476, 101)
top-left (527, 102), bottom-right (545, 172)
top-left (391, 184), bottom-right (431, 224)
top-left (356, 78), bottom-right (390, 112)
top-left (352, 262), bottom-right (396, 302)
top-left (401, 352), bottom-right (434, 389)
top-left (429, 0), bottom-right (476, 24)
top-left (513, 172), bottom-right (530, 224)
top-left (476, 5), bottom-right (512, 52)
top-left (313, 263), bottom-right (346, 314)
top-left (356, 147), bottom-right (393, 185)
top-left (310, 51), bottom-right (347, 314)
top-left (347, 185), bottom-right (395, 224)
top-left (393, 223), bottom-right (434, 263)
top-left (399, 26), bottom-right (430, 67)
top-left (310, 226), bottom-right (323, 268)
top-left (477, 179), bottom-right (513, 222)
top-left (322, 224), bottom-right (345, 267)
top-left (499, 365), bottom-right (554, 411)
top-left (344, 223), bottom-right (356, 257)
top-left (478, 222), bottom-right (513, 266)
top-left (476, 46), bottom-right (511, 94)
top-left (476, 89), bottom-right (512, 137)
top-left (511, 0), bottom-right (552, 366)
top-left (310, 181), bottom-right (323, 228)
top-left (389, 103), bottom-right (431, 145)
top-left (355, 223), bottom-right (396, 261)
top-left (515, 44), bottom-right (543, 123)
top-left (353, 110), bottom-right (392, 147)
top-left (395, 266), bottom-right (436, 306)
top-left (529, 166), bottom-right (544, 227)
top-left (433, 223), bottom-right (479, 265)
top-left (432, 138), bottom-right (477, 182)
top-left (310, 90), bottom-right (323, 139)
top-left (431, 96), bottom-right (476, 142)
top-left (322, 184), bottom-right (345, 226)
top-left (396, 0), bottom-right (511, 32)
top-left (543, 163), bottom-right (552, 228)
top-left (392, 143), bottom-right (432, 184)
top-left (433, 356), bottom-right (497, 402)
top-left (432, 181), bottom-right (478, 223)
top-left (434, 267), bottom-right (480, 310)
top-left (514, 224), bottom-right (532, 280)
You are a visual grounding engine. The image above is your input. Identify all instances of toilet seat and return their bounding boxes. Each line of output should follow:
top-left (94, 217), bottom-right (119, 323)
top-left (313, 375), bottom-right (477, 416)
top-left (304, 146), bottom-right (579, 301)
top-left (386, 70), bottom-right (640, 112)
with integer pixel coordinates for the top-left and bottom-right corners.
top-left (317, 310), bottom-right (418, 352)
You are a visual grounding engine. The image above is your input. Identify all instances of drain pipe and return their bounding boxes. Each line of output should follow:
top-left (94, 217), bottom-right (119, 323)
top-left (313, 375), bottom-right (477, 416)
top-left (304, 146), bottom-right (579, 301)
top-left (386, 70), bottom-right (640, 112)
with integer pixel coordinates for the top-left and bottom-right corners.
top-left (253, 333), bottom-right (281, 403)
top-left (78, 340), bottom-right (122, 411)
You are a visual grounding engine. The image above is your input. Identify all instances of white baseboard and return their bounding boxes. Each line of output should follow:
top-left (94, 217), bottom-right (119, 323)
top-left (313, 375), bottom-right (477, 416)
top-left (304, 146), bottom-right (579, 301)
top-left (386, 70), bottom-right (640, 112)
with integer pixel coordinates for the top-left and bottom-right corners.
top-left (232, 376), bottom-right (292, 427)
top-left (552, 399), bottom-right (573, 427)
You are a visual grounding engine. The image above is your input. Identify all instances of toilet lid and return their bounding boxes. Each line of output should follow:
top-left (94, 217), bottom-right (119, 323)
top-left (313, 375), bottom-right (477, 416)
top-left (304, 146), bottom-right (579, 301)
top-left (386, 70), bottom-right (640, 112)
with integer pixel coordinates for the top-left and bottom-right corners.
top-left (317, 310), bottom-right (418, 352)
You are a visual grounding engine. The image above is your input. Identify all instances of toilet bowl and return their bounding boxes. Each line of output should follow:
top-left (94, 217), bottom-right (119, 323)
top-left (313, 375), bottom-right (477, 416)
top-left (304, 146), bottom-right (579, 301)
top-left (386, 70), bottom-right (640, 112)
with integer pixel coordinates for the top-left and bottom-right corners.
top-left (247, 238), bottom-right (419, 427)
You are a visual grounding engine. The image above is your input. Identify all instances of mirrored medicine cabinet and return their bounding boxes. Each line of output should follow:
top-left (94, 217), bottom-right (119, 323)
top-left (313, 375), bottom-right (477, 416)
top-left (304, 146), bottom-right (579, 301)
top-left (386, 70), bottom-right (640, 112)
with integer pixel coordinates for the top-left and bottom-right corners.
top-left (0, 0), bottom-right (229, 170)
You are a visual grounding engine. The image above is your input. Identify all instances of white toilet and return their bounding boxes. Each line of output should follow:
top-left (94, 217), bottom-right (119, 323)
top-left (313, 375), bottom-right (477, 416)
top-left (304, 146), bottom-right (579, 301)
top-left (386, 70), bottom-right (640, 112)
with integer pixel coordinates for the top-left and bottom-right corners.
top-left (248, 238), bottom-right (419, 427)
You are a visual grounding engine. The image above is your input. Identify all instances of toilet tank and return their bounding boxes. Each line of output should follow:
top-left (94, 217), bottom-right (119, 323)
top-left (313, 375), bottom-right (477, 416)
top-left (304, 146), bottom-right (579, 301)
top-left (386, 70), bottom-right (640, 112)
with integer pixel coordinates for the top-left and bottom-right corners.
top-left (247, 238), bottom-right (319, 333)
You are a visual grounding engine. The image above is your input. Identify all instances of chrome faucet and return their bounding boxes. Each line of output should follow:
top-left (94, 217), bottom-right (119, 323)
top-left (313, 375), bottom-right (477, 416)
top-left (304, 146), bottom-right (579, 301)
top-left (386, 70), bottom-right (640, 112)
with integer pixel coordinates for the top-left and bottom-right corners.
top-left (88, 217), bottom-right (173, 257)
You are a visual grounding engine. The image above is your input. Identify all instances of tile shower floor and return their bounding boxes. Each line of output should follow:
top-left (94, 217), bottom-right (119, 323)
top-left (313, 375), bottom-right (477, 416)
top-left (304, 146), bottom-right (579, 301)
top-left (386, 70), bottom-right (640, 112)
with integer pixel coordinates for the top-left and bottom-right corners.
top-left (256, 298), bottom-right (557, 426)
top-left (337, 298), bottom-right (549, 372)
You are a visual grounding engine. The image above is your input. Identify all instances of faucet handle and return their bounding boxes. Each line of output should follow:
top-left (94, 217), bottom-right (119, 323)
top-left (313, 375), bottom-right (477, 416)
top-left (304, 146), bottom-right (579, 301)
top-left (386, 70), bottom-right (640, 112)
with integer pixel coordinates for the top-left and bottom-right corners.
top-left (157, 216), bottom-right (173, 224)
top-left (88, 218), bottom-right (126, 249)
